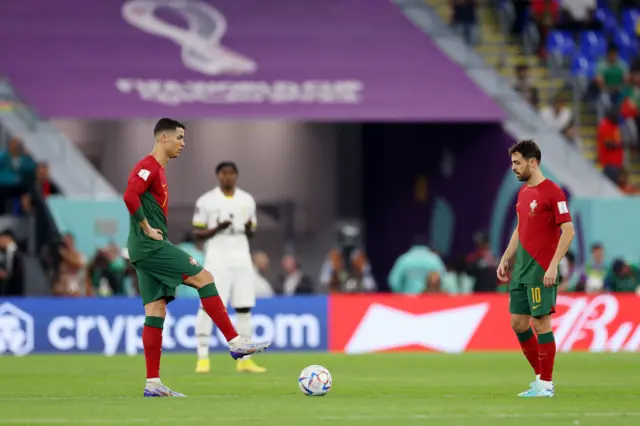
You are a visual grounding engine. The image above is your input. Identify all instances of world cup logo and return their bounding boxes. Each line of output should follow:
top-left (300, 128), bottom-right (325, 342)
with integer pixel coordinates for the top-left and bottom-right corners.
top-left (122, 0), bottom-right (257, 76)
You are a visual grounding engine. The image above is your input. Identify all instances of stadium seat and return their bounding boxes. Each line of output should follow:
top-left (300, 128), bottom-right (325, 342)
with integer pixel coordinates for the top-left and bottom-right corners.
top-left (547, 31), bottom-right (575, 58)
top-left (621, 9), bottom-right (640, 36)
top-left (596, 7), bottom-right (619, 35)
top-left (614, 30), bottom-right (638, 62)
top-left (571, 55), bottom-right (596, 80)
top-left (580, 31), bottom-right (607, 59)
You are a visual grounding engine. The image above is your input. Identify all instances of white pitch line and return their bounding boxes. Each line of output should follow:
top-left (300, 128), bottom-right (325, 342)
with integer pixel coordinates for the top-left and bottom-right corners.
top-left (0, 412), bottom-right (639, 423)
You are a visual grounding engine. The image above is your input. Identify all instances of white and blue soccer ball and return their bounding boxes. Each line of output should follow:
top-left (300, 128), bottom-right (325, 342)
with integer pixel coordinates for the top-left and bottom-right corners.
top-left (298, 365), bottom-right (332, 396)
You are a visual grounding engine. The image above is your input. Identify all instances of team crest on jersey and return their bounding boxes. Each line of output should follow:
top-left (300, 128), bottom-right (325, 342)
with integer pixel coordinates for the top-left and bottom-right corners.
top-left (529, 200), bottom-right (537, 216)
top-left (189, 257), bottom-right (199, 266)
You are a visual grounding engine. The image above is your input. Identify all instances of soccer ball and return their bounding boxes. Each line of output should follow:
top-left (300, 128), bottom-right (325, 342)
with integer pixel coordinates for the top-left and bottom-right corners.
top-left (298, 365), bottom-right (332, 396)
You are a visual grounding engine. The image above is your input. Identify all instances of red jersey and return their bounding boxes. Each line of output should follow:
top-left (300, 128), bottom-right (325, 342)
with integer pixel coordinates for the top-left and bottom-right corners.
top-left (597, 118), bottom-right (623, 168)
top-left (512, 179), bottom-right (572, 285)
top-left (123, 155), bottom-right (169, 262)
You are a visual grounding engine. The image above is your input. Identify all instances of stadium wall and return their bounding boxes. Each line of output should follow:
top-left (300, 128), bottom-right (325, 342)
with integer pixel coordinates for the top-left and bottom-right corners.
top-left (0, 294), bottom-right (638, 356)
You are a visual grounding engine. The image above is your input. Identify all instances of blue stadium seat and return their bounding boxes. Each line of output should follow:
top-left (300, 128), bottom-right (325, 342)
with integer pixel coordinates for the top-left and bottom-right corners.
top-left (571, 55), bottom-right (596, 80)
top-left (596, 7), bottom-right (619, 35)
top-left (547, 31), bottom-right (575, 57)
top-left (621, 9), bottom-right (640, 37)
top-left (580, 31), bottom-right (607, 59)
top-left (614, 30), bottom-right (639, 61)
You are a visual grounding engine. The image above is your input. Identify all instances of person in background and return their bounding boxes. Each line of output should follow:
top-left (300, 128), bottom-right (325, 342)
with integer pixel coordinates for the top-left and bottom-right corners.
top-left (0, 230), bottom-right (25, 296)
top-left (52, 233), bottom-right (88, 296)
top-left (87, 241), bottom-right (127, 297)
top-left (319, 224), bottom-right (376, 293)
top-left (388, 235), bottom-right (446, 295)
top-left (449, 0), bottom-right (478, 45)
top-left (605, 259), bottom-right (640, 293)
top-left (619, 72), bottom-right (640, 148)
top-left (531, 0), bottom-right (559, 58)
top-left (617, 168), bottom-right (640, 194)
top-left (0, 137), bottom-right (36, 214)
top-left (278, 253), bottom-right (314, 296)
top-left (540, 94), bottom-right (581, 149)
top-left (584, 242), bottom-right (608, 293)
top-left (513, 64), bottom-right (540, 108)
top-left (558, 251), bottom-right (586, 292)
top-left (557, 0), bottom-right (599, 31)
top-left (464, 231), bottom-right (498, 292)
top-left (252, 251), bottom-right (274, 298)
top-left (597, 108), bottom-right (624, 183)
top-left (176, 233), bottom-right (205, 298)
top-left (596, 45), bottom-right (629, 118)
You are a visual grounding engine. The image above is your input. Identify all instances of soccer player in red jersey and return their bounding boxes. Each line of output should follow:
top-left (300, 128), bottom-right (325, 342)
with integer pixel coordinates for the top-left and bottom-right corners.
top-left (496, 140), bottom-right (575, 398)
top-left (123, 118), bottom-right (270, 397)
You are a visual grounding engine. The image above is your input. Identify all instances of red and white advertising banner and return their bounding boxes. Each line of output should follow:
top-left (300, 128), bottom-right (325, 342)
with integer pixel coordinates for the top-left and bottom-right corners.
top-left (328, 294), bottom-right (640, 353)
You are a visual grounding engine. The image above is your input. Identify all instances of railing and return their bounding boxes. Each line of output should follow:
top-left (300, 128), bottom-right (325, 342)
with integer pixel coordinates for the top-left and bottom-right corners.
top-left (0, 78), bottom-right (118, 198)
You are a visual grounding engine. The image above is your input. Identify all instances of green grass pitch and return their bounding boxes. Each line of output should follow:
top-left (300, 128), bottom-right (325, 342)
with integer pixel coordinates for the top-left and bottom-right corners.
top-left (0, 352), bottom-right (638, 425)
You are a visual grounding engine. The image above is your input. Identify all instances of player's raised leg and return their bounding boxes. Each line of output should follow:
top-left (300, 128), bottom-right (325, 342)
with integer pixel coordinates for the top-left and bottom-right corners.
top-left (185, 268), bottom-right (271, 359)
top-left (509, 283), bottom-right (541, 391)
top-left (195, 266), bottom-right (231, 373)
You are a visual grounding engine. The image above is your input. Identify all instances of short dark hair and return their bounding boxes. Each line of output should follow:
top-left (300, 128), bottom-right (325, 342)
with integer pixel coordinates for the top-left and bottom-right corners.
top-left (153, 118), bottom-right (185, 135)
top-left (216, 161), bottom-right (238, 174)
top-left (509, 139), bottom-right (542, 164)
top-left (591, 242), bottom-right (604, 251)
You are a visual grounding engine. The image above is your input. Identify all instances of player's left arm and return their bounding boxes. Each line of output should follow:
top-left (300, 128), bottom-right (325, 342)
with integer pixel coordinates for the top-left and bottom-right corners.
top-left (244, 196), bottom-right (257, 239)
top-left (544, 191), bottom-right (576, 286)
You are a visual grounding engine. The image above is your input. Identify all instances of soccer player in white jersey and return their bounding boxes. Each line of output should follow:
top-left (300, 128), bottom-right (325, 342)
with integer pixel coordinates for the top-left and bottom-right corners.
top-left (192, 162), bottom-right (266, 374)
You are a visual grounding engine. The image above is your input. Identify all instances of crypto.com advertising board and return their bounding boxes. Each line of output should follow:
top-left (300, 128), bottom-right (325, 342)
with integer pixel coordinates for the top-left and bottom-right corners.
top-left (1, 294), bottom-right (638, 356)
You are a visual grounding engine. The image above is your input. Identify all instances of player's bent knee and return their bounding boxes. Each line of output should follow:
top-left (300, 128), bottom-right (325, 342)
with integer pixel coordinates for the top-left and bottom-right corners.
top-left (510, 314), bottom-right (531, 333)
top-left (144, 299), bottom-right (167, 318)
top-left (184, 269), bottom-right (214, 288)
top-left (531, 315), bottom-right (552, 333)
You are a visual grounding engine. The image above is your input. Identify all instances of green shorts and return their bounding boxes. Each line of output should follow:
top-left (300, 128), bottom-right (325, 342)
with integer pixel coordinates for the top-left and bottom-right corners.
top-left (509, 282), bottom-right (557, 317)
top-left (132, 242), bottom-right (204, 305)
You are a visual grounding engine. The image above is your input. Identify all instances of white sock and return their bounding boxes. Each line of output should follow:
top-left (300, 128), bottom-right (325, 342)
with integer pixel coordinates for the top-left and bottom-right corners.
top-left (146, 378), bottom-right (161, 385)
top-left (235, 312), bottom-right (253, 359)
top-left (195, 307), bottom-right (213, 360)
top-left (536, 374), bottom-right (541, 381)
top-left (539, 380), bottom-right (553, 390)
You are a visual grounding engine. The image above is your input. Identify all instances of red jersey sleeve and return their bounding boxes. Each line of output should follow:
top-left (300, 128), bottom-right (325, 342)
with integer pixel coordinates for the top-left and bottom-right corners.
top-left (123, 158), bottom-right (160, 221)
top-left (548, 183), bottom-right (572, 226)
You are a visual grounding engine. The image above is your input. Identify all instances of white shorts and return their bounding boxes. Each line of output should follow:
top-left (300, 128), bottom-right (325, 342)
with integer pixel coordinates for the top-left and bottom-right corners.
top-left (200, 264), bottom-right (256, 309)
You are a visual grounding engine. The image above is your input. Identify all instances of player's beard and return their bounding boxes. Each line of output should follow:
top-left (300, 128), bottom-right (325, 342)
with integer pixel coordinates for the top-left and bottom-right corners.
top-left (515, 170), bottom-right (530, 182)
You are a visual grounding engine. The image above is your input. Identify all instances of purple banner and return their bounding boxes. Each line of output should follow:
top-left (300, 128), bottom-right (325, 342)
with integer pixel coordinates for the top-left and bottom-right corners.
top-left (0, 0), bottom-right (503, 121)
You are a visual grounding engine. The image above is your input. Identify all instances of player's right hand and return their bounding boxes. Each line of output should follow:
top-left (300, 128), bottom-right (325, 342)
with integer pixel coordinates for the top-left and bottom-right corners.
top-left (217, 220), bottom-right (232, 230)
top-left (496, 260), bottom-right (510, 283)
top-left (144, 227), bottom-right (164, 241)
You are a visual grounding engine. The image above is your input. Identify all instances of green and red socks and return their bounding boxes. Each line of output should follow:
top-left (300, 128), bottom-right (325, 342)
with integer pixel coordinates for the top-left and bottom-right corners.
top-left (198, 283), bottom-right (239, 342)
top-left (143, 316), bottom-right (164, 380)
top-left (538, 331), bottom-right (556, 384)
top-left (516, 327), bottom-right (541, 377)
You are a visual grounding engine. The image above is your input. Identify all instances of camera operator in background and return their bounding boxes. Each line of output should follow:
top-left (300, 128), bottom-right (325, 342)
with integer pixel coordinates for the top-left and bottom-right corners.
top-left (319, 224), bottom-right (376, 293)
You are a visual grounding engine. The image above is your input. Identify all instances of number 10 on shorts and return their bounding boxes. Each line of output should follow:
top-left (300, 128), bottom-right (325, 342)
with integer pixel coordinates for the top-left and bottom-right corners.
top-left (531, 287), bottom-right (542, 303)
